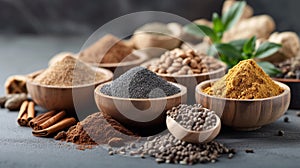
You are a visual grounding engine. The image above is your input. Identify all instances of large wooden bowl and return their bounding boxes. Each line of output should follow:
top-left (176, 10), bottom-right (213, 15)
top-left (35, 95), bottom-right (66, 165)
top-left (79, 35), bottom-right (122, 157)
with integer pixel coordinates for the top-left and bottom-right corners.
top-left (273, 78), bottom-right (300, 109)
top-left (195, 79), bottom-right (291, 131)
top-left (94, 81), bottom-right (187, 136)
top-left (87, 50), bottom-right (148, 78)
top-left (142, 59), bottom-right (227, 104)
top-left (26, 68), bottom-right (113, 120)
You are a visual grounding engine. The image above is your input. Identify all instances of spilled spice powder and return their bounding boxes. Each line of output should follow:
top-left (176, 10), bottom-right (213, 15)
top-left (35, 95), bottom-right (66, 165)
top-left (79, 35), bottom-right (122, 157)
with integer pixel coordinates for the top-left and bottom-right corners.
top-left (33, 55), bottom-right (105, 86)
top-left (78, 34), bottom-right (137, 64)
top-left (203, 59), bottom-right (284, 99)
top-left (54, 112), bottom-right (138, 147)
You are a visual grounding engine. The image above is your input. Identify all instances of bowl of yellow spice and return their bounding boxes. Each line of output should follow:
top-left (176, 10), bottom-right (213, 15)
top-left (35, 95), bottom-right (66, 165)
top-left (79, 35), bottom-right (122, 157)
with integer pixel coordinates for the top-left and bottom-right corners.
top-left (195, 59), bottom-right (290, 131)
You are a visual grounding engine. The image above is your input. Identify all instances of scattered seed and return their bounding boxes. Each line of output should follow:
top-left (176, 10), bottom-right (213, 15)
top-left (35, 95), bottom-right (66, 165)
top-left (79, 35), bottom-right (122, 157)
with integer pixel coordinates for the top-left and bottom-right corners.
top-left (245, 149), bottom-right (254, 153)
top-left (228, 153), bottom-right (234, 159)
top-left (277, 130), bottom-right (285, 136)
top-left (283, 117), bottom-right (289, 123)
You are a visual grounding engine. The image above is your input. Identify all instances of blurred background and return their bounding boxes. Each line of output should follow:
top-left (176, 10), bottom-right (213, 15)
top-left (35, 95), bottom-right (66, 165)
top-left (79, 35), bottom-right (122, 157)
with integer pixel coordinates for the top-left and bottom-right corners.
top-left (0, 0), bottom-right (299, 35)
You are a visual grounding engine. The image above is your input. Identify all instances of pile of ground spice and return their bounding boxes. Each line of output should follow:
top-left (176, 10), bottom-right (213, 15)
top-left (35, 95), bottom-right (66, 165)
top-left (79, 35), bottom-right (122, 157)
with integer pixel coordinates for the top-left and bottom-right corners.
top-left (78, 34), bottom-right (137, 64)
top-left (54, 112), bottom-right (138, 147)
top-left (203, 59), bottom-right (284, 99)
top-left (33, 55), bottom-right (105, 86)
top-left (100, 67), bottom-right (181, 98)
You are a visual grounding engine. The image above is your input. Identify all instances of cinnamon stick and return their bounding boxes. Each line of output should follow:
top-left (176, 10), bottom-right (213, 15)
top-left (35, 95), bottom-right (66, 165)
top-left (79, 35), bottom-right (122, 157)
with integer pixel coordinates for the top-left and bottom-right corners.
top-left (17, 101), bottom-right (29, 126)
top-left (27, 101), bottom-right (35, 121)
top-left (29, 110), bottom-right (56, 128)
top-left (37, 111), bottom-right (66, 130)
top-left (19, 112), bottom-right (28, 126)
top-left (32, 117), bottom-right (77, 137)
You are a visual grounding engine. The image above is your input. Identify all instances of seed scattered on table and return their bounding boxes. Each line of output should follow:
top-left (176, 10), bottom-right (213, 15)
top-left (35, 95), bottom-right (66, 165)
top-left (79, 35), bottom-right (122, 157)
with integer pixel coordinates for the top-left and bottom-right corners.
top-left (277, 130), bottom-right (285, 136)
top-left (245, 149), bottom-right (254, 153)
top-left (283, 117), bottom-right (290, 123)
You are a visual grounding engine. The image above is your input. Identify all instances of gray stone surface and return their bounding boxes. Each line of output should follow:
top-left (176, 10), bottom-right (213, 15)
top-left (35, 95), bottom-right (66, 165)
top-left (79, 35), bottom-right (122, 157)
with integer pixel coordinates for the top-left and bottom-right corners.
top-left (0, 36), bottom-right (300, 167)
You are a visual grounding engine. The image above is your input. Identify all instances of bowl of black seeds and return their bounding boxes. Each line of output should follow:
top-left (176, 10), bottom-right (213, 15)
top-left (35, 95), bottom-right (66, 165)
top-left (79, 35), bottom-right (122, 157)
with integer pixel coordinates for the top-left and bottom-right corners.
top-left (166, 104), bottom-right (221, 143)
top-left (94, 67), bottom-right (187, 135)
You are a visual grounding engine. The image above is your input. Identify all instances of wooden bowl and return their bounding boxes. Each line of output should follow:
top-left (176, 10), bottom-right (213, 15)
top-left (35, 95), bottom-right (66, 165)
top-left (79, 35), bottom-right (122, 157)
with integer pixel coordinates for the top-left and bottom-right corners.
top-left (142, 59), bottom-right (227, 104)
top-left (195, 79), bottom-right (291, 131)
top-left (166, 114), bottom-right (221, 143)
top-left (89, 50), bottom-right (148, 78)
top-left (273, 78), bottom-right (300, 109)
top-left (94, 82), bottom-right (187, 135)
top-left (26, 68), bottom-right (113, 120)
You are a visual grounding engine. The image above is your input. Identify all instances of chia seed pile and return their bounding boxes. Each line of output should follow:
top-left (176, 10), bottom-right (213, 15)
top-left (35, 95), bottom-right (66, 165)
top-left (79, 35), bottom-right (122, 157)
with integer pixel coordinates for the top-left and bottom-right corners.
top-left (110, 133), bottom-right (235, 165)
top-left (100, 67), bottom-right (181, 98)
top-left (167, 104), bottom-right (217, 131)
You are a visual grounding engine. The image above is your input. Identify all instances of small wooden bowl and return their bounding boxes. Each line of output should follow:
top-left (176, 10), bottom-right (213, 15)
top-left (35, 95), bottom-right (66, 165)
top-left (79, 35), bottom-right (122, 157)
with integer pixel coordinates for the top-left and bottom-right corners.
top-left (195, 79), bottom-right (291, 131)
top-left (142, 59), bottom-right (227, 104)
top-left (89, 50), bottom-right (148, 78)
top-left (166, 115), bottom-right (221, 143)
top-left (26, 68), bottom-right (113, 120)
top-left (273, 78), bottom-right (300, 109)
top-left (94, 82), bottom-right (187, 135)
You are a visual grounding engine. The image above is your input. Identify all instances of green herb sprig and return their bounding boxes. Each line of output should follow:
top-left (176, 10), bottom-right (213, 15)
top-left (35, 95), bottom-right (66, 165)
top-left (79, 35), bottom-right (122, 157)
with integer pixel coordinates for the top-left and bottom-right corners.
top-left (215, 36), bottom-right (282, 76)
top-left (184, 1), bottom-right (246, 43)
top-left (183, 0), bottom-right (282, 76)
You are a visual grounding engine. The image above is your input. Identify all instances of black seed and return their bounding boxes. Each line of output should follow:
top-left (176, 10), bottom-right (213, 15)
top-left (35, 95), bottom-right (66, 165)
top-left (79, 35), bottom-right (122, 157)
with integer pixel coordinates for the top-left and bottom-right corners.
top-left (284, 117), bottom-right (289, 123)
top-left (245, 149), bottom-right (254, 153)
top-left (278, 130), bottom-right (285, 136)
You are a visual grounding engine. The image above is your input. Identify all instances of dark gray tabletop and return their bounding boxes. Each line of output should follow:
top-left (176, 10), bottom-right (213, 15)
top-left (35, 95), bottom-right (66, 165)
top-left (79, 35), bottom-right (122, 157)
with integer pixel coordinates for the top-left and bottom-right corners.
top-left (0, 36), bottom-right (300, 168)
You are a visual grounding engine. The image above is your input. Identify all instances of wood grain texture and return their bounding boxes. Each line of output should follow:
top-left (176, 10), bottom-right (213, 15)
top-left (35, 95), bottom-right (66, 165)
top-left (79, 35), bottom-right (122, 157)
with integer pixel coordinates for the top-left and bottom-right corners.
top-left (94, 81), bottom-right (187, 134)
top-left (26, 67), bottom-right (113, 119)
top-left (166, 114), bottom-right (221, 143)
top-left (142, 59), bottom-right (227, 104)
top-left (195, 79), bottom-right (291, 131)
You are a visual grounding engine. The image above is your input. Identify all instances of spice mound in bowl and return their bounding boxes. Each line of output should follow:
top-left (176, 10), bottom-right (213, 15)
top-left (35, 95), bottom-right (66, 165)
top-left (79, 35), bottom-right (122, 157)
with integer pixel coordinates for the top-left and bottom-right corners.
top-left (94, 67), bottom-right (187, 135)
top-left (196, 59), bottom-right (290, 130)
top-left (143, 48), bottom-right (226, 103)
top-left (78, 34), bottom-right (148, 77)
top-left (273, 55), bottom-right (300, 109)
top-left (27, 55), bottom-right (113, 118)
top-left (166, 104), bottom-right (221, 143)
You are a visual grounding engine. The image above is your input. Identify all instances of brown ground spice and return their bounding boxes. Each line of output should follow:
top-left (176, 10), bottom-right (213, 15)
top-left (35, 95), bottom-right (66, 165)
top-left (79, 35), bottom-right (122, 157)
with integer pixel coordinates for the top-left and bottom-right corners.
top-left (54, 112), bottom-right (138, 147)
top-left (78, 34), bottom-right (137, 64)
top-left (33, 55), bottom-right (105, 86)
top-left (203, 59), bottom-right (284, 99)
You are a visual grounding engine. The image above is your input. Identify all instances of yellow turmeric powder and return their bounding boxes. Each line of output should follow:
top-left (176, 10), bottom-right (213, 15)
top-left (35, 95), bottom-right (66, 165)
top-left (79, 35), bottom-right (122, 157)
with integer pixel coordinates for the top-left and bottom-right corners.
top-left (203, 59), bottom-right (284, 99)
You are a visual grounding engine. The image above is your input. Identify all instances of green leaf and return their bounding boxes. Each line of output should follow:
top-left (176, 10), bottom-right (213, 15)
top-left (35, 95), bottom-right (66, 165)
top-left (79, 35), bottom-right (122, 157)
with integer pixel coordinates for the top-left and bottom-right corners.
top-left (229, 39), bottom-right (247, 52)
top-left (255, 42), bottom-right (282, 59)
top-left (212, 13), bottom-right (224, 33)
top-left (257, 61), bottom-right (282, 76)
top-left (183, 24), bottom-right (218, 42)
top-left (222, 1), bottom-right (246, 31)
top-left (243, 36), bottom-right (256, 55)
top-left (214, 43), bottom-right (242, 66)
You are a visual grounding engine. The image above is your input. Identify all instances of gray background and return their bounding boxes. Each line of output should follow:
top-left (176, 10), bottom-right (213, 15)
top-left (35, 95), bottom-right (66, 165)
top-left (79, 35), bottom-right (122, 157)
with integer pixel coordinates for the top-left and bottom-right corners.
top-left (1, 1), bottom-right (300, 167)
top-left (0, 0), bottom-right (299, 35)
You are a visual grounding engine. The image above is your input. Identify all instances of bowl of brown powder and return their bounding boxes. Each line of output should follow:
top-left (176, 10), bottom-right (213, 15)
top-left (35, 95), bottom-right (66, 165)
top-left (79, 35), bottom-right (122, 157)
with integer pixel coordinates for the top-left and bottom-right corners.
top-left (195, 59), bottom-right (291, 131)
top-left (94, 67), bottom-right (187, 135)
top-left (27, 55), bottom-right (113, 118)
top-left (78, 34), bottom-right (148, 78)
